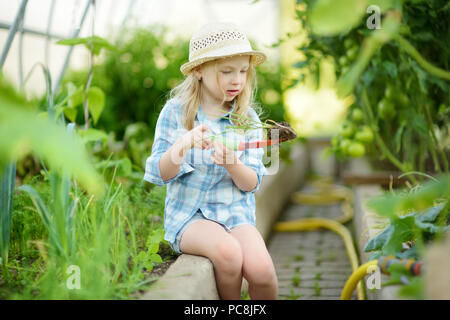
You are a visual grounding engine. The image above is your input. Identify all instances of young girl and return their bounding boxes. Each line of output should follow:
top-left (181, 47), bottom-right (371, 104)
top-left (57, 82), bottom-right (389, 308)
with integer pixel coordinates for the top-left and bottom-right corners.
top-left (144, 22), bottom-right (278, 300)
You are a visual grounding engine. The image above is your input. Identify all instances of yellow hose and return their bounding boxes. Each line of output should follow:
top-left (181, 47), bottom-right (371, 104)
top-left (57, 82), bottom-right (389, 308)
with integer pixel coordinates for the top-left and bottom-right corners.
top-left (274, 177), bottom-right (366, 300)
top-left (340, 260), bottom-right (378, 300)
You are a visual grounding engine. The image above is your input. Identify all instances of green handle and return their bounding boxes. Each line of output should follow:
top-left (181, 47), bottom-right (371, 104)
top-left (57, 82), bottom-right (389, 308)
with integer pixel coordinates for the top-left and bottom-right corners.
top-left (210, 135), bottom-right (240, 151)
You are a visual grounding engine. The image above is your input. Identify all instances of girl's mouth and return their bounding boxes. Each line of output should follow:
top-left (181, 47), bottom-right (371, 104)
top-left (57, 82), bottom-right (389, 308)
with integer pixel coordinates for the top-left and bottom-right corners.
top-left (226, 90), bottom-right (239, 96)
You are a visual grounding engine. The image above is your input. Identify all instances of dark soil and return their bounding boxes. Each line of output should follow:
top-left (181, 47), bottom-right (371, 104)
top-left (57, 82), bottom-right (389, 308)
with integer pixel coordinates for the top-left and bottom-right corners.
top-left (266, 121), bottom-right (297, 141)
top-left (148, 260), bottom-right (175, 278)
top-left (131, 258), bottom-right (177, 299)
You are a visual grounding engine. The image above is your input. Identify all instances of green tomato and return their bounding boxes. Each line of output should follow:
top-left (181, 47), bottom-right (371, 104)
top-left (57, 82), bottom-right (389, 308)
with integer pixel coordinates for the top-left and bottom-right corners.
top-left (347, 142), bottom-right (365, 157)
top-left (378, 99), bottom-right (396, 120)
top-left (338, 56), bottom-right (349, 66)
top-left (331, 135), bottom-right (340, 147)
top-left (346, 46), bottom-right (359, 60)
top-left (341, 66), bottom-right (350, 74)
top-left (396, 93), bottom-right (409, 108)
top-left (355, 126), bottom-right (374, 143)
top-left (340, 139), bottom-right (352, 153)
top-left (341, 123), bottom-right (355, 138)
top-left (384, 85), bottom-right (396, 100)
top-left (351, 109), bottom-right (364, 123)
top-left (344, 38), bottom-right (355, 49)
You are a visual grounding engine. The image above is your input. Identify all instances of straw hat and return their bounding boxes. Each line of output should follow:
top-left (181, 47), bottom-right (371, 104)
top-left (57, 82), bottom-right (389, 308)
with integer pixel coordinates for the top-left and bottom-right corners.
top-left (180, 22), bottom-right (266, 76)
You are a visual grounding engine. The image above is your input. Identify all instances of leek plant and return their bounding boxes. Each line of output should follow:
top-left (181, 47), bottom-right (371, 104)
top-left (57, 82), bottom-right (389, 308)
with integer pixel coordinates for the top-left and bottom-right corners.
top-left (13, 164), bottom-right (156, 299)
top-left (0, 75), bottom-right (102, 275)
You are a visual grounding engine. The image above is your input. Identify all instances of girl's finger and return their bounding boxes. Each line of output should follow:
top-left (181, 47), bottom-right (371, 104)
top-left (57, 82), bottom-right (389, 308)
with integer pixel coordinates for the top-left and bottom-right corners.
top-left (199, 124), bottom-right (210, 132)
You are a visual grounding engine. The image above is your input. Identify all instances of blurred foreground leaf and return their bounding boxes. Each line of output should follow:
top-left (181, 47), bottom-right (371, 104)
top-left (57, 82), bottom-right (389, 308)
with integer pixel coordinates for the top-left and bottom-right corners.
top-left (308, 0), bottom-right (367, 36)
top-left (366, 175), bottom-right (450, 218)
top-left (0, 76), bottom-right (103, 196)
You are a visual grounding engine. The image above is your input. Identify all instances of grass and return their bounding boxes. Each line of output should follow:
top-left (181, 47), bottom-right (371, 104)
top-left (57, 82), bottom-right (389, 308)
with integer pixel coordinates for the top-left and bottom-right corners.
top-left (294, 254), bottom-right (304, 262)
top-left (314, 281), bottom-right (321, 297)
top-left (292, 271), bottom-right (301, 287)
top-left (286, 289), bottom-right (303, 300)
top-left (0, 169), bottom-right (173, 300)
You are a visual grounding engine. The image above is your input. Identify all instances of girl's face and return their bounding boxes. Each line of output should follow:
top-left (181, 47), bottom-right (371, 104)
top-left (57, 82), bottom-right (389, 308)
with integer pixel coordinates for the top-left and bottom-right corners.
top-left (196, 55), bottom-right (250, 106)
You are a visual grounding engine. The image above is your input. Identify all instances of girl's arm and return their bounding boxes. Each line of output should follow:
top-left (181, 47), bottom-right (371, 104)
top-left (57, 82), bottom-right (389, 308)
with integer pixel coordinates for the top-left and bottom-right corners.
top-left (159, 137), bottom-right (190, 182)
top-left (225, 159), bottom-right (258, 192)
top-left (160, 125), bottom-right (211, 182)
top-left (211, 141), bottom-right (259, 192)
top-left (144, 100), bottom-right (211, 186)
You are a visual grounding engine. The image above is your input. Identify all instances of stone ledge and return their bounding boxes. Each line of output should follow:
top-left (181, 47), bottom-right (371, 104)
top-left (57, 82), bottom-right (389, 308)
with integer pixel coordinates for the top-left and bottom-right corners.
top-left (141, 143), bottom-right (308, 300)
top-left (349, 159), bottom-right (403, 300)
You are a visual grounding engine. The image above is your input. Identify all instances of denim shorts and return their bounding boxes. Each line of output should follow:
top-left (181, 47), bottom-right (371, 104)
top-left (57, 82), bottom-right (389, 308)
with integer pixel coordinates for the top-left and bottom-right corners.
top-left (170, 209), bottom-right (231, 254)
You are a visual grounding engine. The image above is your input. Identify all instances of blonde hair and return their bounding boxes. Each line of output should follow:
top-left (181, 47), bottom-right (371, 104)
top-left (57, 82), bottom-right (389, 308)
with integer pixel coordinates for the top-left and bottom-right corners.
top-left (170, 58), bottom-right (258, 131)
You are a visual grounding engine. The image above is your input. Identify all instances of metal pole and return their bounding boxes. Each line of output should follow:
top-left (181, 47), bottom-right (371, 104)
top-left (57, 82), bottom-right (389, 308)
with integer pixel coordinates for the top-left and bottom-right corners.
top-left (18, 15), bottom-right (26, 89)
top-left (0, 0), bottom-right (29, 69)
top-left (0, 22), bottom-right (65, 40)
top-left (45, 0), bottom-right (57, 67)
top-left (117, 0), bottom-right (137, 43)
top-left (53, 0), bottom-right (92, 95)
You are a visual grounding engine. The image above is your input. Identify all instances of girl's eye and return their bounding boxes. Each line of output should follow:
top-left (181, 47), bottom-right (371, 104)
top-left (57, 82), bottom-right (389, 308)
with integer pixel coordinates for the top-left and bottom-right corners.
top-left (240, 70), bottom-right (248, 74)
top-left (221, 71), bottom-right (231, 74)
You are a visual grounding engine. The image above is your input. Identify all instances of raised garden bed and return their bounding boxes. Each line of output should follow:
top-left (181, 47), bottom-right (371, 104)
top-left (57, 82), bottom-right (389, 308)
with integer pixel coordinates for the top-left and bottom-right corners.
top-left (347, 157), bottom-right (450, 300)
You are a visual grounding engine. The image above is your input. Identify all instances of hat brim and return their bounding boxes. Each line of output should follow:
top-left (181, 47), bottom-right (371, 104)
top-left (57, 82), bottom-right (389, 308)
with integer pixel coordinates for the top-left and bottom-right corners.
top-left (180, 51), bottom-right (266, 76)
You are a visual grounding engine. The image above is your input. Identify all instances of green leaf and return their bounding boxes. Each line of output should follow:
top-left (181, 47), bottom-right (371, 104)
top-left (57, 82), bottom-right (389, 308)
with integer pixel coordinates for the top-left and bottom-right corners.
top-left (17, 184), bottom-right (65, 255)
top-left (68, 87), bottom-right (84, 108)
top-left (370, 0), bottom-right (394, 12)
top-left (87, 87), bottom-right (105, 125)
top-left (336, 15), bottom-right (400, 98)
top-left (412, 114), bottom-right (427, 137)
top-left (77, 128), bottom-right (109, 145)
top-left (292, 61), bottom-right (308, 69)
top-left (364, 225), bottom-right (393, 252)
top-left (146, 233), bottom-right (160, 254)
top-left (136, 251), bottom-right (148, 264)
top-left (414, 219), bottom-right (447, 234)
top-left (308, 0), bottom-right (367, 36)
top-left (416, 204), bottom-right (445, 223)
top-left (144, 261), bottom-right (154, 271)
top-left (0, 76), bottom-right (103, 196)
top-left (366, 175), bottom-right (450, 218)
top-left (116, 158), bottom-right (132, 177)
top-left (149, 253), bottom-right (163, 263)
top-left (382, 61), bottom-right (398, 78)
top-left (56, 36), bottom-right (116, 56)
top-left (63, 107), bottom-right (77, 123)
top-left (396, 246), bottom-right (419, 259)
top-left (382, 215), bottom-right (416, 255)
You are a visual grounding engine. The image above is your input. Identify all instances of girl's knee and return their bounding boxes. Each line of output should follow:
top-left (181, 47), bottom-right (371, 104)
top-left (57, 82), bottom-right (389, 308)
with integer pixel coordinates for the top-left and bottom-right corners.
top-left (212, 237), bottom-right (243, 276)
top-left (246, 257), bottom-right (277, 287)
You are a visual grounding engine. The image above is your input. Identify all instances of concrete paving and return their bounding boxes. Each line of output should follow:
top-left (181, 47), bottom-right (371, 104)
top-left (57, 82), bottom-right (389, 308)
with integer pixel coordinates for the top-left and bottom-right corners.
top-left (268, 186), bottom-right (358, 300)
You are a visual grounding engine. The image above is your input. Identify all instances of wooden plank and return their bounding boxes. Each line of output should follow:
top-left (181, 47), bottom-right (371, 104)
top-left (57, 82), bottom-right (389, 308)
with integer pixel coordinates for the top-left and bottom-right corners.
top-left (341, 171), bottom-right (409, 187)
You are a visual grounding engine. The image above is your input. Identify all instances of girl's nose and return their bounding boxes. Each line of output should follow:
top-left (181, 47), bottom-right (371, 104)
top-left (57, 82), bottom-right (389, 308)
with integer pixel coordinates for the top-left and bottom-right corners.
top-left (231, 72), bottom-right (244, 85)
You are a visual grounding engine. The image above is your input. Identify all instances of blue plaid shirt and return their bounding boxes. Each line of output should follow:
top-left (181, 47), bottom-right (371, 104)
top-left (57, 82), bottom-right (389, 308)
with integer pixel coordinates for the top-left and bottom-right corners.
top-left (143, 99), bottom-right (267, 246)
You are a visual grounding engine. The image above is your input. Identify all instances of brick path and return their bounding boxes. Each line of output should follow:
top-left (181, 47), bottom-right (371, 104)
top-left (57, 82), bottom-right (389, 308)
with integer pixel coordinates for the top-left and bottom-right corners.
top-left (268, 187), bottom-right (358, 300)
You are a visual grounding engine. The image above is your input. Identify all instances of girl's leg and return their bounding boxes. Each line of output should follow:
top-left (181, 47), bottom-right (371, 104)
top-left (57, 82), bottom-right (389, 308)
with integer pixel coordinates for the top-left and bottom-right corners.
top-left (179, 219), bottom-right (243, 300)
top-left (230, 224), bottom-right (278, 300)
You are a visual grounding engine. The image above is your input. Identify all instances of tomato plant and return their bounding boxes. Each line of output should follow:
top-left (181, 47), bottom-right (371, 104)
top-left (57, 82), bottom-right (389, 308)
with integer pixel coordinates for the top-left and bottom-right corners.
top-left (292, 0), bottom-right (449, 182)
top-left (291, 0), bottom-right (450, 299)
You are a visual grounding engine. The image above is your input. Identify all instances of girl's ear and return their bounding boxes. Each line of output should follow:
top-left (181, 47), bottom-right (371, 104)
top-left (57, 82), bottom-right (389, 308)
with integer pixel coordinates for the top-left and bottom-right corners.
top-left (193, 67), bottom-right (202, 81)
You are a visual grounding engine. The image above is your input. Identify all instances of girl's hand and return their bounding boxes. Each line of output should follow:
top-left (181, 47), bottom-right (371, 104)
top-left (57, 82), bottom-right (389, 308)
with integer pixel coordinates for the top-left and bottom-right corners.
top-left (211, 141), bottom-right (238, 168)
top-left (182, 124), bottom-right (213, 150)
